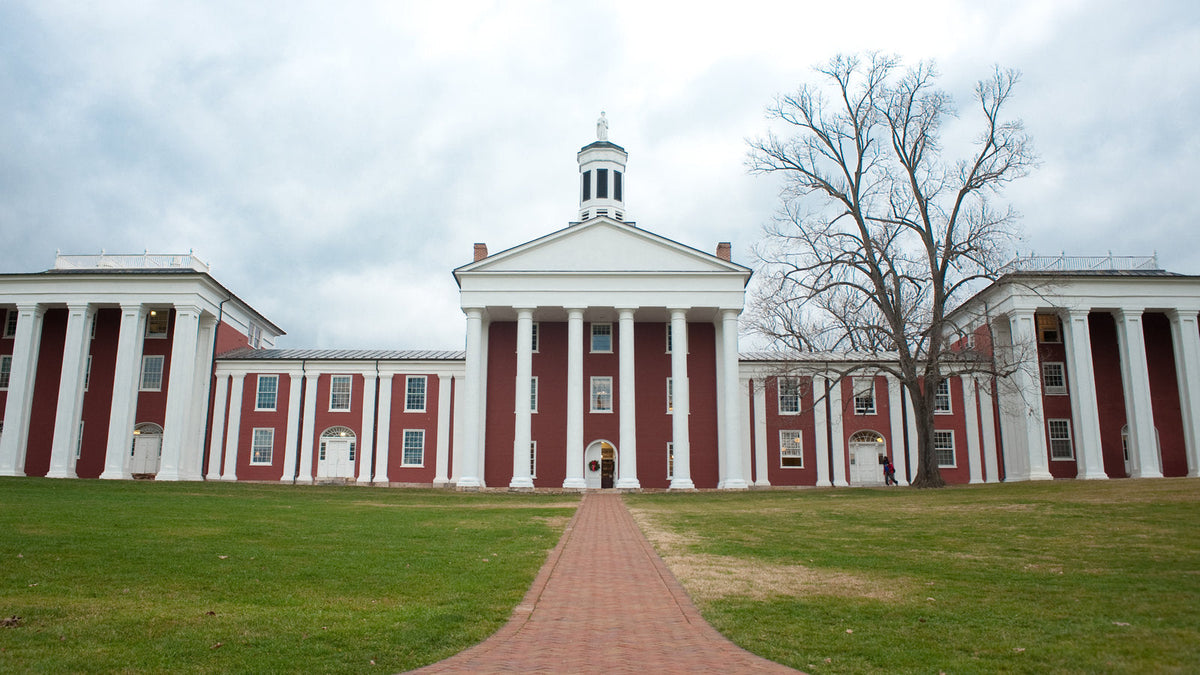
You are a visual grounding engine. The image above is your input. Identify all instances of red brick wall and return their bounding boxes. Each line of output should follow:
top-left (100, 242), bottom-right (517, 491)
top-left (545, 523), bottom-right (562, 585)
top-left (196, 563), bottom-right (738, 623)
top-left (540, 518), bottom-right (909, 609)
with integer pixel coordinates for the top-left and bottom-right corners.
top-left (388, 374), bottom-right (440, 483)
top-left (763, 375), bottom-right (817, 486)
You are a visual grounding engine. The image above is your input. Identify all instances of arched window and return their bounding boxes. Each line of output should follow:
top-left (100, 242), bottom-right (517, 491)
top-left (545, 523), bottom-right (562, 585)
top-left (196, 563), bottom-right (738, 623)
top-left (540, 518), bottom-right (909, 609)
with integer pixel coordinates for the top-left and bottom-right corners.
top-left (849, 430), bottom-right (884, 444)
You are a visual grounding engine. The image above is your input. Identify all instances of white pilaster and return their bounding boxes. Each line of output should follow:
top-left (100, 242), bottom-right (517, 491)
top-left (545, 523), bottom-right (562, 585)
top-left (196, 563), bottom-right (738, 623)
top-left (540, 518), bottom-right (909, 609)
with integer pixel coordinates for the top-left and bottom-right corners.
top-left (222, 374), bottom-right (245, 481)
top-left (962, 375), bottom-right (984, 484)
top-left (1010, 311), bottom-right (1053, 480)
top-left (510, 308), bottom-right (535, 489)
top-left (977, 378), bottom-right (1000, 483)
top-left (434, 373), bottom-right (452, 486)
top-left (458, 308), bottom-right (484, 488)
top-left (719, 309), bottom-right (747, 489)
top-left (47, 303), bottom-right (93, 478)
top-left (886, 376), bottom-right (910, 486)
top-left (281, 371), bottom-right (303, 483)
top-left (829, 374), bottom-right (848, 486)
top-left (0, 305), bottom-right (44, 476)
top-left (158, 306), bottom-right (201, 481)
top-left (616, 308), bottom-right (640, 489)
top-left (668, 308), bottom-right (694, 489)
top-left (1167, 309), bottom-right (1200, 477)
top-left (749, 378), bottom-right (769, 486)
top-left (357, 373), bottom-right (377, 484)
top-left (375, 373), bottom-right (394, 484)
top-left (813, 375), bottom-right (831, 486)
top-left (1115, 308), bottom-right (1163, 478)
top-left (904, 386), bottom-right (919, 483)
top-left (563, 308), bottom-right (587, 489)
top-left (296, 373), bottom-right (319, 484)
top-left (102, 304), bottom-right (146, 480)
top-left (206, 373), bottom-right (230, 480)
top-left (1062, 309), bottom-right (1107, 479)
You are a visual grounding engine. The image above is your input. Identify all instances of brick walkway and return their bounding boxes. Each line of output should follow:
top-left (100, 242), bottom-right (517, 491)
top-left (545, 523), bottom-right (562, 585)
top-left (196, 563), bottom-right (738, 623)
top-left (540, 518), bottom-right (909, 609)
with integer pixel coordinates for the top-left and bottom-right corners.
top-left (412, 492), bottom-right (797, 673)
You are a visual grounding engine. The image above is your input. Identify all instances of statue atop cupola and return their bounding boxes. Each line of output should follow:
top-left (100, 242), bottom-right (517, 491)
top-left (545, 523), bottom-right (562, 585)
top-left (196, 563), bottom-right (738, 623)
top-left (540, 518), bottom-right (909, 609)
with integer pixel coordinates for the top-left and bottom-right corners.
top-left (577, 112), bottom-right (628, 224)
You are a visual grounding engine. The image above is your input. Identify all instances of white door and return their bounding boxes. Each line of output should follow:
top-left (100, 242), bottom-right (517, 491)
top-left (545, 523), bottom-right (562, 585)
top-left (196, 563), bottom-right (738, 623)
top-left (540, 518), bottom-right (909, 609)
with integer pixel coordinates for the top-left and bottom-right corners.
top-left (319, 439), bottom-right (355, 479)
top-left (848, 444), bottom-right (884, 485)
top-left (130, 435), bottom-right (162, 474)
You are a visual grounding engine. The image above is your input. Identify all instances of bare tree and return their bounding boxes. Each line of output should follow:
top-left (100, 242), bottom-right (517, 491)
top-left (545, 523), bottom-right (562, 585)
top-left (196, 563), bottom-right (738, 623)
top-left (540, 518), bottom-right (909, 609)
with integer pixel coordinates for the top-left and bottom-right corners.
top-left (747, 53), bottom-right (1036, 488)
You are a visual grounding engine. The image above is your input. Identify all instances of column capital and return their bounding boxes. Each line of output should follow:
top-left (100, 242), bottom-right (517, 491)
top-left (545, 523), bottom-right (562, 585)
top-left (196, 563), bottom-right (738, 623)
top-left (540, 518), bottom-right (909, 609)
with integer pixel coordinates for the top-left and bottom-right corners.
top-left (616, 307), bottom-right (637, 317)
top-left (513, 306), bottom-right (536, 315)
top-left (65, 302), bottom-right (93, 313)
top-left (15, 302), bottom-right (46, 316)
top-left (173, 303), bottom-right (203, 316)
top-left (1114, 306), bottom-right (1144, 321)
top-left (463, 306), bottom-right (485, 318)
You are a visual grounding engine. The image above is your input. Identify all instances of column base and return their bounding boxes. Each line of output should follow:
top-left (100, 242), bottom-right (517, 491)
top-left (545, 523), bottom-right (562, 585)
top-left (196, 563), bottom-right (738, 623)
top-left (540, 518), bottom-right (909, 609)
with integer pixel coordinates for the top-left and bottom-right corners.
top-left (45, 469), bottom-right (77, 479)
top-left (753, 480), bottom-right (771, 488)
top-left (432, 478), bottom-right (452, 487)
top-left (356, 477), bottom-right (373, 485)
top-left (509, 477), bottom-right (534, 489)
top-left (833, 479), bottom-right (850, 487)
top-left (1131, 469), bottom-right (1164, 479)
top-left (562, 478), bottom-right (587, 489)
top-left (1077, 471), bottom-right (1109, 480)
top-left (1028, 471), bottom-right (1055, 481)
top-left (719, 479), bottom-right (749, 490)
top-left (668, 478), bottom-right (695, 490)
top-left (221, 475), bottom-right (239, 482)
top-left (99, 470), bottom-right (130, 480)
top-left (457, 477), bottom-right (482, 489)
top-left (0, 468), bottom-right (25, 477)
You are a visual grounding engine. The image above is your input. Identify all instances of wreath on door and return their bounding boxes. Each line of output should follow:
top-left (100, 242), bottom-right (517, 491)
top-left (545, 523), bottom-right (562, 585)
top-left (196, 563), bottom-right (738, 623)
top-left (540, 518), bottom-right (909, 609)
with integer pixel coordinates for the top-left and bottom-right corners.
top-left (588, 460), bottom-right (601, 472)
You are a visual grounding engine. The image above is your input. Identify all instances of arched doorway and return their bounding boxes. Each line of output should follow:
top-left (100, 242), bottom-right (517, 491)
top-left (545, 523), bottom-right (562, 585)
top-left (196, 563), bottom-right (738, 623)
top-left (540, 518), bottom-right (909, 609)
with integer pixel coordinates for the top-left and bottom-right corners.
top-left (584, 440), bottom-right (617, 489)
top-left (130, 423), bottom-right (163, 476)
top-left (848, 430), bottom-right (886, 486)
top-left (318, 426), bottom-right (357, 479)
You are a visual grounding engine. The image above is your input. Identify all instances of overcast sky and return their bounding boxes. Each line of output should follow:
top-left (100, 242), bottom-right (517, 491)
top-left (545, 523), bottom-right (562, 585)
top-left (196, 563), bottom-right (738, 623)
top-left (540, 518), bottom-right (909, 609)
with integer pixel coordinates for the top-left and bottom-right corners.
top-left (2, 0), bottom-right (1197, 350)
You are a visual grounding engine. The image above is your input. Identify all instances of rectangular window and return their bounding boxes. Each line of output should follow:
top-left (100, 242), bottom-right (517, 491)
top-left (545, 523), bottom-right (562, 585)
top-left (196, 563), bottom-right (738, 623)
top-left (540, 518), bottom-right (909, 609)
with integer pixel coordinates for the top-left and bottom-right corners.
top-left (778, 378), bottom-right (801, 414)
top-left (667, 442), bottom-right (674, 480)
top-left (591, 376), bottom-right (613, 412)
top-left (405, 375), bottom-right (427, 412)
top-left (1042, 362), bottom-right (1067, 395)
top-left (1, 354), bottom-right (13, 389)
top-left (596, 168), bottom-right (608, 198)
top-left (251, 428), bottom-right (274, 465)
top-left (1037, 314), bottom-right (1061, 343)
top-left (666, 378), bottom-right (673, 414)
top-left (531, 322), bottom-right (539, 352)
top-left (248, 323), bottom-right (263, 349)
top-left (1049, 419), bottom-right (1074, 460)
top-left (402, 429), bottom-right (425, 466)
top-left (530, 377), bottom-right (539, 413)
top-left (591, 323), bottom-right (612, 353)
top-left (582, 170), bottom-right (591, 201)
top-left (934, 379), bottom-right (952, 413)
top-left (84, 355), bottom-right (92, 391)
top-left (665, 324), bottom-right (672, 353)
top-left (614, 170), bottom-right (622, 201)
top-left (90, 316), bottom-right (97, 340)
top-left (934, 430), bottom-right (956, 467)
top-left (530, 441), bottom-right (537, 478)
top-left (256, 375), bottom-right (279, 411)
top-left (140, 355), bottom-right (165, 391)
top-left (853, 377), bottom-right (876, 415)
top-left (3, 310), bottom-right (16, 338)
top-left (780, 430), bottom-right (804, 468)
top-left (75, 420), bottom-right (84, 459)
top-left (330, 375), bottom-right (352, 411)
top-left (145, 310), bottom-right (169, 338)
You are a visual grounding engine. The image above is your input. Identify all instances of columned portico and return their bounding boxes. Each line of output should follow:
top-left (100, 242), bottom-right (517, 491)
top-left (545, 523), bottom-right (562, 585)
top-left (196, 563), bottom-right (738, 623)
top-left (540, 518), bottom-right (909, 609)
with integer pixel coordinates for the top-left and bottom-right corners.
top-left (1061, 309), bottom-right (1107, 479)
top-left (563, 308), bottom-right (587, 489)
top-left (615, 308), bottom-right (640, 489)
top-left (47, 303), bottom-right (95, 478)
top-left (668, 308), bottom-right (694, 489)
top-left (1114, 308), bottom-right (1163, 478)
top-left (510, 308), bottom-right (535, 489)
top-left (1167, 309), bottom-right (1200, 477)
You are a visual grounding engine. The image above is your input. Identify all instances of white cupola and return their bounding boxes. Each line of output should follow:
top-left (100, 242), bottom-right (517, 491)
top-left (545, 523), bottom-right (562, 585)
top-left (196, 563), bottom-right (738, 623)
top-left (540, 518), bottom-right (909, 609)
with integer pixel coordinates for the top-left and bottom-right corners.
top-left (577, 112), bottom-right (629, 224)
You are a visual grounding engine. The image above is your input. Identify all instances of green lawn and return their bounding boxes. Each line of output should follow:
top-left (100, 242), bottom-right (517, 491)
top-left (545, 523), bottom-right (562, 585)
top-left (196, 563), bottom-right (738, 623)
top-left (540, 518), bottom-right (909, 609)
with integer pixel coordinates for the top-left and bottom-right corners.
top-left (628, 479), bottom-right (1200, 674)
top-left (0, 478), bottom-right (575, 673)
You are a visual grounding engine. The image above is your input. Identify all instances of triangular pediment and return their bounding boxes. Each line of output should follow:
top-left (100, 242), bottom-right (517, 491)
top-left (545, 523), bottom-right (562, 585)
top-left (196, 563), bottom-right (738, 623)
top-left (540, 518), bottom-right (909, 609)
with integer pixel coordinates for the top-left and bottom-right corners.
top-left (455, 219), bottom-right (749, 278)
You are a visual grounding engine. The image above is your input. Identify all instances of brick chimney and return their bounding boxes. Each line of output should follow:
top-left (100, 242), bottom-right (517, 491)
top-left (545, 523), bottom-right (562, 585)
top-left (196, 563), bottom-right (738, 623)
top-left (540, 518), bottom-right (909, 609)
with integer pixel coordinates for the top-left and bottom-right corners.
top-left (716, 242), bottom-right (731, 261)
top-left (473, 243), bottom-right (488, 262)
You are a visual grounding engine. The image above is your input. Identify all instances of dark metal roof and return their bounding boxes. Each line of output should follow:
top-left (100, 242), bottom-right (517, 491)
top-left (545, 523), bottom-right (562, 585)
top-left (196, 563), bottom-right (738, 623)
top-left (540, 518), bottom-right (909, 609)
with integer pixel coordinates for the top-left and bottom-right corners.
top-left (218, 348), bottom-right (465, 361)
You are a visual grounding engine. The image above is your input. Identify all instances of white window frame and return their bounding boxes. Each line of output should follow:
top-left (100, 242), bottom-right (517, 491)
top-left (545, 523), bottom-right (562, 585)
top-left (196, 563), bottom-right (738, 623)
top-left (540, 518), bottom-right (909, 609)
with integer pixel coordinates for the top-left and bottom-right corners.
top-left (780, 430), bottom-right (804, 468)
top-left (248, 323), bottom-right (263, 349)
top-left (1, 354), bottom-right (14, 390)
top-left (84, 355), bottom-right (92, 391)
top-left (1037, 314), bottom-right (1061, 344)
top-left (329, 375), bottom-right (352, 412)
top-left (666, 377), bottom-right (673, 414)
top-left (75, 420), bottom-right (84, 459)
top-left (934, 379), bottom-right (952, 414)
top-left (140, 355), bottom-right (165, 391)
top-left (667, 442), bottom-right (674, 480)
top-left (405, 375), bottom-right (427, 412)
top-left (3, 310), bottom-right (16, 338)
top-left (145, 310), bottom-right (169, 339)
top-left (255, 374), bottom-right (279, 411)
top-left (853, 377), bottom-right (876, 415)
top-left (251, 428), bottom-right (274, 465)
top-left (591, 376), bottom-right (613, 412)
top-left (590, 323), bottom-right (613, 353)
top-left (1042, 362), bottom-right (1067, 396)
top-left (1048, 419), bottom-right (1074, 460)
top-left (530, 376), bottom-right (539, 413)
top-left (530, 440), bottom-right (537, 478)
top-left (402, 429), bottom-right (425, 467)
top-left (778, 377), bottom-right (801, 415)
top-left (666, 324), bottom-right (672, 353)
top-left (531, 322), bottom-right (539, 353)
top-left (934, 430), bottom-right (956, 467)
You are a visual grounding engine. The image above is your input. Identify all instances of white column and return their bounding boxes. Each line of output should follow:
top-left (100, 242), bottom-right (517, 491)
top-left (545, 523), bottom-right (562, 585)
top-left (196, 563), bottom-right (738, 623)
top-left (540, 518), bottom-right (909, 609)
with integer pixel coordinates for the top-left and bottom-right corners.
top-left (0, 305), bottom-right (45, 476)
top-left (46, 304), bottom-right (93, 478)
top-left (296, 373), bottom-right (319, 484)
top-left (222, 373), bottom-right (245, 480)
top-left (1062, 309), bottom-right (1107, 479)
top-left (977, 378), bottom-right (1000, 483)
top-left (101, 304), bottom-right (146, 480)
top-left (714, 316), bottom-right (727, 487)
top-left (748, 378), bottom-right (769, 486)
top-left (281, 370), bottom-right (303, 483)
top-left (962, 375), bottom-right (984, 484)
top-left (206, 373), bottom-right (230, 480)
top-left (458, 308), bottom-right (484, 489)
top-left (563, 308), bottom-right (587, 489)
top-left (886, 376), bottom-right (910, 486)
top-left (668, 309), bottom-right (693, 489)
top-left (1115, 308), bottom-right (1163, 478)
top-left (180, 315), bottom-right (216, 480)
top-left (434, 373), bottom-right (452, 486)
top-left (510, 308), bottom-right (535, 489)
top-left (1010, 311), bottom-right (1053, 480)
top-left (357, 373), bottom-right (377, 484)
top-left (829, 374), bottom-right (848, 486)
top-left (157, 305), bottom-right (201, 481)
top-left (375, 373), bottom-right (394, 484)
top-left (719, 309), bottom-right (747, 489)
top-left (813, 375), bottom-right (831, 486)
top-left (1167, 309), bottom-right (1200, 477)
top-left (616, 308), bottom-right (640, 489)
top-left (904, 386), bottom-right (919, 483)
